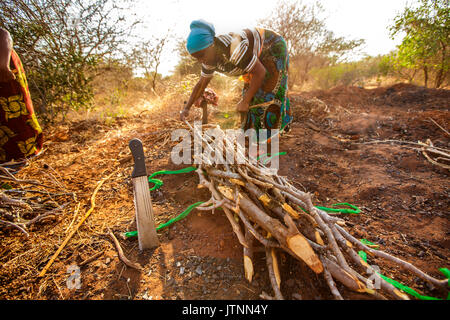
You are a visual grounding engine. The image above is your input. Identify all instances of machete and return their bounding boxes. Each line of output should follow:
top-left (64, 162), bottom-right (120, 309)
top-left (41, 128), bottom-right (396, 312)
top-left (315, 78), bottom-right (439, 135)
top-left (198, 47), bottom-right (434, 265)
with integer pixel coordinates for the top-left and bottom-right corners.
top-left (129, 138), bottom-right (159, 250)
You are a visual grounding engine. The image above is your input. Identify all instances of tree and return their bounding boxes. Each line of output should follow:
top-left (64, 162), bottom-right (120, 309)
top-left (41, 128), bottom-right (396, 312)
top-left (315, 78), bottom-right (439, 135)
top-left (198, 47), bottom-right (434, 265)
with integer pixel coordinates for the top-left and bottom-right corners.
top-left (129, 35), bottom-right (169, 94)
top-left (173, 39), bottom-right (202, 77)
top-left (379, 51), bottom-right (419, 83)
top-left (0, 0), bottom-right (138, 121)
top-left (389, 0), bottom-right (449, 88)
top-left (259, 0), bottom-right (364, 88)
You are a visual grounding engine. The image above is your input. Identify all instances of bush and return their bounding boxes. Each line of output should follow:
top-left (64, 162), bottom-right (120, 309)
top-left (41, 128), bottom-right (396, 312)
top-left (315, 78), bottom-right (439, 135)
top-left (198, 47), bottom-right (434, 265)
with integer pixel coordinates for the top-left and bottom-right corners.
top-left (309, 56), bottom-right (395, 89)
top-left (0, 0), bottom-right (136, 122)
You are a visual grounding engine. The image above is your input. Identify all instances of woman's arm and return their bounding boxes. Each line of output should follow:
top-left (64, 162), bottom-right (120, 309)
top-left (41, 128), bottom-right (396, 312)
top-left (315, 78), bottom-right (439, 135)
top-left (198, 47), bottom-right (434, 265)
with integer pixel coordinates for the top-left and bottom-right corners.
top-left (236, 59), bottom-right (266, 112)
top-left (180, 75), bottom-right (212, 121)
top-left (0, 28), bottom-right (15, 82)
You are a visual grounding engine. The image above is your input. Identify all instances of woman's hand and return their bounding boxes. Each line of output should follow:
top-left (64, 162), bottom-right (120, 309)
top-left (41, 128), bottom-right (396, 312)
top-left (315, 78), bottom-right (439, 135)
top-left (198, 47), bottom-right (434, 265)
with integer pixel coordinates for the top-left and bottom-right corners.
top-left (180, 76), bottom-right (213, 122)
top-left (236, 99), bottom-right (250, 113)
top-left (0, 66), bottom-right (15, 83)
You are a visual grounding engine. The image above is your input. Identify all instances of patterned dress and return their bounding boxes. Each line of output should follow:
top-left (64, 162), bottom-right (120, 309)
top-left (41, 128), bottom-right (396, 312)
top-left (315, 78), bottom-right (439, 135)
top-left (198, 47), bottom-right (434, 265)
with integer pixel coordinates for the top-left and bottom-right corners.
top-left (0, 50), bottom-right (43, 163)
top-left (201, 28), bottom-right (292, 137)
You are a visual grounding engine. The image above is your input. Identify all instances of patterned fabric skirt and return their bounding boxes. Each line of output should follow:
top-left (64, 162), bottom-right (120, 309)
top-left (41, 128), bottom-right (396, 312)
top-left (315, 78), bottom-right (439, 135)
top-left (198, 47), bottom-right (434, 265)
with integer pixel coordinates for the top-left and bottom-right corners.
top-left (241, 29), bottom-right (292, 139)
top-left (0, 50), bottom-right (43, 163)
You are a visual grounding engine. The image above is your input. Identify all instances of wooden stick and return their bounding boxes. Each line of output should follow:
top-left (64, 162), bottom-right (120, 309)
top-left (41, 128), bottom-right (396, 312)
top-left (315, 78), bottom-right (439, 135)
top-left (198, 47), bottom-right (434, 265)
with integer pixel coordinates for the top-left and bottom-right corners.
top-left (243, 229), bottom-right (254, 283)
top-left (0, 192), bottom-right (32, 210)
top-left (271, 248), bottom-right (281, 289)
top-left (197, 168), bottom-right (249, 249)
top-left (0, 175), bottom-right (61, 189)
top-left (428, 117), bottom-right (450, 137)
top-left (0, 159), bottom-right (27, 168)
top-left (265, 247), bottom-right (284, 300)
top-left (4, 189), bottom-right (77, 198)
top-left (108, 229), bottom-right (142, 271)
top-left (182, 119), bottom-right (448, 300)
top-left (0, 219), bottom-right (29, 237)
top-left (195, 198), bottom-right (227, 211)
top-left (237, 192), bottom-right (323, 274)
top-left (421, 150), bottom-right (450, 169)
top-left (322, 256), bottom-right (368, 293)
top-left (0, 166), bottom-right (17, 180)
top-left (79, 252), bottom-right (103, 267)
top-left (321, 256), bottom-right (344, 300)
top-left (321, 214), bottom-right (409, 300)
top-left (355, 139), bottom-right (449, 152)
top-left (24, 203), bottom-right (69, 228)
top-left (259, 291), bottom-right (274, 300)
top-left (65, 202), bottom-right (81, 232)
top-left (234, 207), bottom-right (281, 248)
top-left (38, 171), bottom-right (115, 277)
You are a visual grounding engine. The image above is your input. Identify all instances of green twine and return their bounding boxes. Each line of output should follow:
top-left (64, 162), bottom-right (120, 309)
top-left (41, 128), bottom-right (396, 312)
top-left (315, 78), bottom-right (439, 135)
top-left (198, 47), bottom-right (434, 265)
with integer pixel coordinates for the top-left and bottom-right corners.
top-left (155, 201), bottom-right (205, 231)
top-left (360, 239), bottom-right (380, 249)
top-left (439, 268), bottom-right (450, 300)
top-left (316, 203), bottom-right (361, 215)
top-left (256, 152), bottom-right (287, 165)
top-left (148, 166), bottom-right (197, 191)
top-left (358, 250), bottom-right (368, 263)
top-left (358, 240), bottom-right (448, 300)
top-left (379, 274), bottom-right (441, 300)
top-left (124, 230), bottom-right (138, 238)
top-left (125, 202), bottom-right (205, 238)
top-left (297, 202), bottom-right (361, 215)
top-left (440, 268), bottom-right (450, 285)
top-left (125, 166), bottom-right (204, 238)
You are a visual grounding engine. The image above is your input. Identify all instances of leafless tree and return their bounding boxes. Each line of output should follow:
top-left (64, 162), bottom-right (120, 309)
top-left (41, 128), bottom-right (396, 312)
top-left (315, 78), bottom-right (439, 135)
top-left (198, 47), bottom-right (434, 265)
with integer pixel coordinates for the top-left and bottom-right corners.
top-left (259, 0), bottom-right (364, 88)
top-left (129, 34), bottom-right (169, 93)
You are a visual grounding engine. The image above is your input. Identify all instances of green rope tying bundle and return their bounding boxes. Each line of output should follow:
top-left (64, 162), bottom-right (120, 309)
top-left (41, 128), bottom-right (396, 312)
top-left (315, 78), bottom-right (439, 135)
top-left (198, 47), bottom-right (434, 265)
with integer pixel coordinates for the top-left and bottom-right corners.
top-left (358, 239), bottom-right (449, 300)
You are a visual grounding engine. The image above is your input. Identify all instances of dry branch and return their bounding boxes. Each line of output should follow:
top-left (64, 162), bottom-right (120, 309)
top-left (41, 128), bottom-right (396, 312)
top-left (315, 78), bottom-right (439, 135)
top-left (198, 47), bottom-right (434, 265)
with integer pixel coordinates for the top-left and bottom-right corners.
top-left (0, 219), bottom-right (29, 237)
top-left (38, 171), bottom-right (115, 277)
top-left (108, 229), bottom-right (142, 271)
top-left (265, 247), bottom-right (284, 300)
top-left (356, 139), bottom-right (450, 170)
top-left (428, 117), bottom-right (450, 137)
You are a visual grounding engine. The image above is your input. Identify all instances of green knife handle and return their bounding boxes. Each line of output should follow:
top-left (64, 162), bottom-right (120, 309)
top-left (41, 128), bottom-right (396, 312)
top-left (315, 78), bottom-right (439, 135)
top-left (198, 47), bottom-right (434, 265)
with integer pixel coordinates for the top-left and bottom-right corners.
top-left (129, 138), bottom-right (147, 178)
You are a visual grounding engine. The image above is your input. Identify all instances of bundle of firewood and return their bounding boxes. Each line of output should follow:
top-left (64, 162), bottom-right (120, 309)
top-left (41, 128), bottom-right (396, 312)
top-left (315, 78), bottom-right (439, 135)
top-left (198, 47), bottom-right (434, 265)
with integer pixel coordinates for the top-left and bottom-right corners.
top-left (184, 121), bottom-right (448, 300)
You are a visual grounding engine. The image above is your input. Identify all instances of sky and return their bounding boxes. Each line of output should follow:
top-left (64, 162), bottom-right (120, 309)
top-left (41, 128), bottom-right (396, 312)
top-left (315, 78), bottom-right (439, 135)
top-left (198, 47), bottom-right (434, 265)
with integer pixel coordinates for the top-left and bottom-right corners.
top-left (131, 0), bottom-right (418, 76)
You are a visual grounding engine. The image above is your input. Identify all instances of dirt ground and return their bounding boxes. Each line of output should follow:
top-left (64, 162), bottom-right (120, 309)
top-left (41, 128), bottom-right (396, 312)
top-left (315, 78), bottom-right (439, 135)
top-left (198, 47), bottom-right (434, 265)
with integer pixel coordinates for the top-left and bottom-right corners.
top-left (0, 83), bottom-right (448, 300)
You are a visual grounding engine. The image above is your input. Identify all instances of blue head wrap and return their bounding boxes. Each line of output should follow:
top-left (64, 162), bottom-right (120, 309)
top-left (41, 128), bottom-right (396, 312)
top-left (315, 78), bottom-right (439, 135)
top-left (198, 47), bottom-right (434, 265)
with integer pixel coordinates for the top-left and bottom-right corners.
top-left (186, 19), bottom-right (215, 54)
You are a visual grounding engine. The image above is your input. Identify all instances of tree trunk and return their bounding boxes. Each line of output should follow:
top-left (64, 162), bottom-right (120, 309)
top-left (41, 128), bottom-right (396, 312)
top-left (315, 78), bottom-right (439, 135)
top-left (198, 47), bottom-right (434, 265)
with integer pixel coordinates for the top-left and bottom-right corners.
top-left (423, 66), bottom-right (428, 88)
top-left (434, 46), bottom-right (447, 88)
